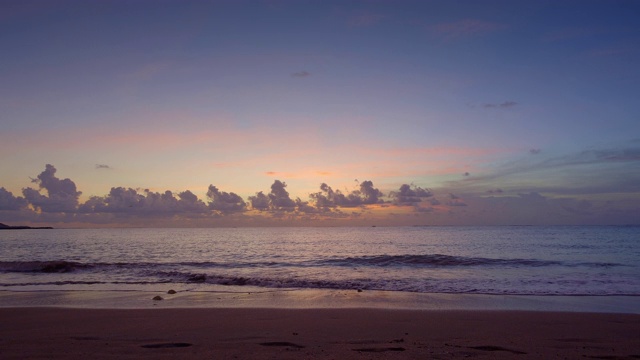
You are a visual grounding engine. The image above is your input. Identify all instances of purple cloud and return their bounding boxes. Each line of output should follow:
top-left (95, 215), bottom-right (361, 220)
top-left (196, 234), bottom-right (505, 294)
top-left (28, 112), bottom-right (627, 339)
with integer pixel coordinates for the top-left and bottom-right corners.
top-left (207, 185), bottom-right (246, 214)
top-left (78, 187), bottom-right (208, 215)
top-left (0, 187), bottom-right (28, 210)
top-left (309, 180), bottom-right (384, 209)
top-left (249, 180), bottom-right (296, 212)
top-left (22, 164), bottom-right (81, 213)
top-left (390, 184), bottom-right (433, 206)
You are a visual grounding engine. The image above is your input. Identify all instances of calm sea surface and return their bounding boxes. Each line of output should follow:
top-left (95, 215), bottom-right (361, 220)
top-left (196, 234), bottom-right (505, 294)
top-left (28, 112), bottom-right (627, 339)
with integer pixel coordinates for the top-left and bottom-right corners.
top-left (1, 226), bottom-right (638, 296)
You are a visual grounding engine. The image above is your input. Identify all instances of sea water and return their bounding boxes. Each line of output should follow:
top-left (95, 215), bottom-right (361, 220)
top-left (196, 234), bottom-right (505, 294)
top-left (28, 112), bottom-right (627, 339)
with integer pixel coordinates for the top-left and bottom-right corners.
top-left (0, 226), bottom-right (639, 296)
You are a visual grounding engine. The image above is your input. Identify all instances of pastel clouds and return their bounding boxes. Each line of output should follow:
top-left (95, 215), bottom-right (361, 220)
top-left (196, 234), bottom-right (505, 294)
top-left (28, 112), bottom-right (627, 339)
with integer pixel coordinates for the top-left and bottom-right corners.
top-left (0, 164), bottom-right (440, 225)
top-left (22, 164), bottom-right (82, 213)
top-left (0, 187), bottom-right (28, 211)
top-left (0, 115), bottom-right (511, 201)
top-left (2, 155), bottom-right (639, 227)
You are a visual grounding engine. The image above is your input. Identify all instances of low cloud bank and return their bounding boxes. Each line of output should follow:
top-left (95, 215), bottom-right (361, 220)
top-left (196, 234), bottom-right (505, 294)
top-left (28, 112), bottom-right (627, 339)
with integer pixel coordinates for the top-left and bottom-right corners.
top-left (2, 158), bottom-right (638, 226)
top-left (1, 165), bottom-right (436, 222)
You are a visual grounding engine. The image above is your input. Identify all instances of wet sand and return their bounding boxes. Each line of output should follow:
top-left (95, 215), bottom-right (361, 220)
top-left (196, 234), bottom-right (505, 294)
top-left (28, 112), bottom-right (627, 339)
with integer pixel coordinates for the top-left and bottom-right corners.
top-left (1, 307), bottom-right (639, 359)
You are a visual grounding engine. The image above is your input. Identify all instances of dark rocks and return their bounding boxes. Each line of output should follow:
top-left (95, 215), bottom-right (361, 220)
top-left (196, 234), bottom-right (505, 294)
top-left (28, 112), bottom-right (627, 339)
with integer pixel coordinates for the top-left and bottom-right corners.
top-left (188, 274), bottom-right (206, 282)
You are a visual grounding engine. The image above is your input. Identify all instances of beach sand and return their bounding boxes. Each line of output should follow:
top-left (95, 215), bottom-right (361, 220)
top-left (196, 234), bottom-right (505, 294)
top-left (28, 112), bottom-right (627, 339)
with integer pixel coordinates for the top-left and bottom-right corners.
top-left (1, 307), bottom-right (639, 359)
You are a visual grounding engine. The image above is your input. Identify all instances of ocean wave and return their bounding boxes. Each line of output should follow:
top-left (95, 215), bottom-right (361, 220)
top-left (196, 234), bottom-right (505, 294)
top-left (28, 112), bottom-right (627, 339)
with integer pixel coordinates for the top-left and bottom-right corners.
top-left (0, 255), bottom-right (624, 275)
top-left (0, 261), bottom-right (93, 273)
top-left (2, 273), bottom-right (638, 296)
top-left (319, 254), bottom-right (563, 267)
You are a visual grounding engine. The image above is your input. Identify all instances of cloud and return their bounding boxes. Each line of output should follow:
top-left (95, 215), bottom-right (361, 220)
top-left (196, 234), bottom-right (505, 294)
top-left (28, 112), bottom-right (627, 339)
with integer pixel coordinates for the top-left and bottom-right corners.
top-left (431, 19), bottom-right (506, 41)
top-left (0, 187), bottom-right (28, 210)
top-left (294, 197), bottom-right (318, 214)
top-left (78, 187), bottom-right (208, 215)
top-left (22, 164), bottom-right (81, 212)
top-left (248, 191), bottom-right (270, 211)
top-left (268, 180), bottom-right (297, 210)
top-left (450, 142), bottom-right (640, 196)
top-left (308, 183), bottom-right (336, 210)
top-left (176, 190), bottom-right (208, 212)
top-left (249, 180), bottom-right (296, 212)
top-left (95, 164), bottom-right (111, 169)
top-left (3, 158), bottom-right (638, 226)
top-left (483, 101), bottom-right (518, 109)
top-left (309, 180), bottom-right (384, 209)
top-left (529, 148), bottom-right (541, 155)
top-left (390, 184), bottom-right (433, 206)
top-left (206, 185), bottom-right (246, 214)
top-left (447, 193), bottom-right (467, 207)
top-left (291, 71), bottom-right (310, 78)
top-left (359, 180), bottom-right (383, 204)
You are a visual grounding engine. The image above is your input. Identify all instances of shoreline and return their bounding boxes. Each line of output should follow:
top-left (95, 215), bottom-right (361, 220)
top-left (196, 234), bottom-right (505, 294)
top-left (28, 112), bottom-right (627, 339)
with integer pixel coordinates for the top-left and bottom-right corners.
top-left (2, 307), bottom-right (639, 359)
top-left (2, 288), bottom-right (639, 313)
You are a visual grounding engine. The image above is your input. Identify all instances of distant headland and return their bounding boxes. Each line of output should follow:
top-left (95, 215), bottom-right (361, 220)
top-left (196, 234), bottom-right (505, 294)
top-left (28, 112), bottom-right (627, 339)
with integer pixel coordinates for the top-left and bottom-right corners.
top-left (0, 223), bottom-right (53, 230)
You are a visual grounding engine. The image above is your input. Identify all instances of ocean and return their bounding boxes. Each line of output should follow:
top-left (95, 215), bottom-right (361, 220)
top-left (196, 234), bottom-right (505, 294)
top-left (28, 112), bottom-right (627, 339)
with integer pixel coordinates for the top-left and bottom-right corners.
top-left (1, 226), bottom-right (639, 297)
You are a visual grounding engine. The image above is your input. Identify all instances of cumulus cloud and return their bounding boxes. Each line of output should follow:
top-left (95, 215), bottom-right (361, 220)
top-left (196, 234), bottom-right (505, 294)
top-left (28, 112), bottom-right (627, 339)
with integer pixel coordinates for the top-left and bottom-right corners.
top-left (22, 164), bottom-right (81, 212)
top-left (294, 197), bottom-right (317, 214)
top-left (206, 185), bottom-right (246, 214)
top-left (359, 180), bottom-right (383, 204)
top-left (291, 71), bottom-right (310, 78)
top-left (7, 161), bottom-right (640, 226)
top-left (78, 187), bottom-right (208, 215)
top-left (248, 191), bottom-right (270, 211)
top-left (176, 190), bottom-right (210, 213)
top-left (0, 187), bottom-right (28, 210)
top-left (268, 180), bottom-right (297, 210)
top-left (390, 184), bottom-right (433, 206)
top-left (249, 180), bottom-right (297, 212)
top-left (309, 180), bottom-right (384, 209)
top-left (308, 183), bottom-right (335, 210)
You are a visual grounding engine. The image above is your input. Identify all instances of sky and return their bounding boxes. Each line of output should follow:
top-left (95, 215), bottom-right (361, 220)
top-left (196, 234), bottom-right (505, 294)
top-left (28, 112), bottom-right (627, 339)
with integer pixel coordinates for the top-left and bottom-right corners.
top-left (1, 0), bottom-right (639, 227)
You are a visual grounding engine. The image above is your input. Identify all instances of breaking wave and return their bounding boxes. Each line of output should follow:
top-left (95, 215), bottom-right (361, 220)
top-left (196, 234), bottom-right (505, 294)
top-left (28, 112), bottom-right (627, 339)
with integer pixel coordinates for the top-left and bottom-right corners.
top-left (0, 254), bottom-right (623, 275)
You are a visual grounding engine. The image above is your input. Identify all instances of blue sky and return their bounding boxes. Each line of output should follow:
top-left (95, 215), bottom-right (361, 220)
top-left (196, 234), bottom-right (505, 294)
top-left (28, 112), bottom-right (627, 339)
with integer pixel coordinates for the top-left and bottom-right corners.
top-left (1, 0), bottom-right (639, 226)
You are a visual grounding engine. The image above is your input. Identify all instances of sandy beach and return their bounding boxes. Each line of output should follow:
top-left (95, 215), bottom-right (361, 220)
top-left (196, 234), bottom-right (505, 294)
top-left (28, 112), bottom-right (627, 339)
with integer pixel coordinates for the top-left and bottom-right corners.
top-left (1, 307), bottom-right (639, 359)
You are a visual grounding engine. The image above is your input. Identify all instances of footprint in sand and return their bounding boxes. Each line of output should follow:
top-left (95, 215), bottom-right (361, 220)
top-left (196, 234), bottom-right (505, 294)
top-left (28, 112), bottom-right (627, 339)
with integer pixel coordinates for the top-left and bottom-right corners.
top-left (141, 343), bottom-right (192, 348)
top-left (259, 341), bottom-right (305, 349)
top-left (352, 347), bottom-right (406, 352)
top-left (469, 345), bottom-right (527, 355)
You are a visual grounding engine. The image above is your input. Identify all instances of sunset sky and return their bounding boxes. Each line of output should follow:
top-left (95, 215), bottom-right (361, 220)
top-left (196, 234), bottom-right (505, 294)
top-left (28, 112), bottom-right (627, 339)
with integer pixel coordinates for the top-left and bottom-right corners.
top-left (1, 0), bottom-right (639, 226)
